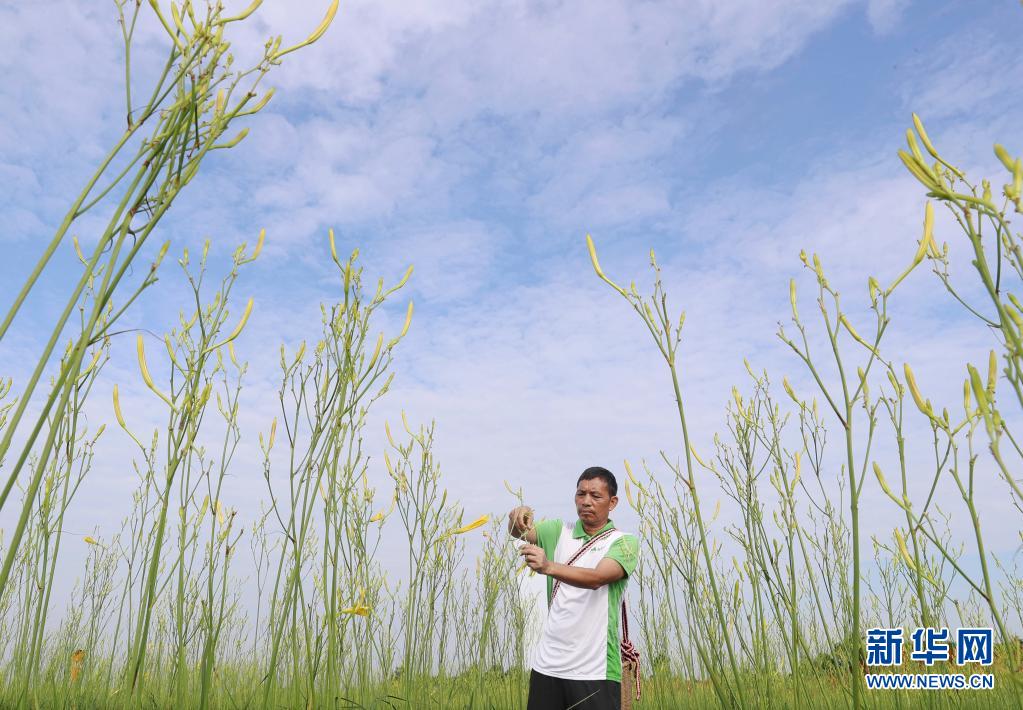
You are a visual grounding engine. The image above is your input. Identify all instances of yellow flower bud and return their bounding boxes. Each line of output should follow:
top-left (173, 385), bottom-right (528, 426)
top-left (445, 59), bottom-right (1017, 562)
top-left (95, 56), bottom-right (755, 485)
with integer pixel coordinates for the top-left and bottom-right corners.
top-left (585, 234), bottom-right (627, 297)
top-left (689, 445), bottom-right (707, 468)
top-left (148, 0), bottom-right (186, 52)
top-left (298, 0), bottom-right (339, 45)
top-left (906, 128), bottom-right (926, 165)
top-left (913, 202), bottom-right (935, 268)
top-left (72, 235), bottom-right (88, 265)
top-left (203, 297), bottom-right (254, 353)
top-left (392, 265), bottom-right (414, 292)
top-left (251, 228), bottom-right (266, 260)
top-left (214, 128), bottom-right (248, 149)
top-left (897, 149), bottom-right (938, 190)
top-left (272, 0), bottom-right (339, 59)
top-left (895, 528), bottom-right (916, 571)
top-left (840, 315), bottom-right (878, 354)
top-left (912, 113), bottom-right (939, 159)
top-left (887, 370), bottom-right (902, 397)
top-left (136, 335), bottom-right (176, 410)
top-left (246, 88), bottom-right (276, 115)
top-left (624, 480), bottom-right (638, 510)
top-left (903, 363), bottom-right (932, 417)
top-left (968, 365), bottom-right (992, 435)
top-left (400, 301), bottom-right (413, 339)
top-left (987, 350), bottom-right (998, 395)
top-left (328, 228), bottom-right (340, 265)
top-left (873, 462), bottom-right (894, 499)
top-left (366, 333), bottom-right (384, 371)
top-left (782, 377), bottom-right (798, 403)
top-left (221, 0), bottom-right (263, 23)
top-left (624, 459), bottom-right (640, 487)
top-left (994, 144), bottom-right (1015, 172)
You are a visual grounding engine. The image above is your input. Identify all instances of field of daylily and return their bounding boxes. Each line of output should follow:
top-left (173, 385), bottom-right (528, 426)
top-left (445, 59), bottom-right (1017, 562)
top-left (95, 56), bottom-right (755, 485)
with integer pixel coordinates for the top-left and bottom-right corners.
top-left (2, 2), bottom-right (1023, 709)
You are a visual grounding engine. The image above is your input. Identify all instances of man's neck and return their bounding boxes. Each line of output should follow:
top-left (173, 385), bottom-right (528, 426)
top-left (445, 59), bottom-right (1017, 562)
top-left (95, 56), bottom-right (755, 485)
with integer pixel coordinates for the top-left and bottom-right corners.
top-left (581, 518), bottom-right (609, 536)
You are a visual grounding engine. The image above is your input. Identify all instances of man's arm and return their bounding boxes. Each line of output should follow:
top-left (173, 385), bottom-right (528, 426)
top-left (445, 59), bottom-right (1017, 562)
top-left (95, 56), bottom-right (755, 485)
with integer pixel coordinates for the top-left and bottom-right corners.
top-left (519, 544), bottom-right (626, 590)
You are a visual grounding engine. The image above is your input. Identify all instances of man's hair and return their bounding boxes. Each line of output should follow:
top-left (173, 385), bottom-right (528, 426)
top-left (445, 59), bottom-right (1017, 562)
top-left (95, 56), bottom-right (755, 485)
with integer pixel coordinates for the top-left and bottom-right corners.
top-left (577, 466), bottom-right (618, 497)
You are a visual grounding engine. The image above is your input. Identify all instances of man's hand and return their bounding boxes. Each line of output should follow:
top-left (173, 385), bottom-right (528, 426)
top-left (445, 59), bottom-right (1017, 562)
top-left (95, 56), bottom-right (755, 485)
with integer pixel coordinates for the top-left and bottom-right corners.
top-left (519, 543), bottom-right (549, 574)
top-left (507, 505), bottom-right (536, 542)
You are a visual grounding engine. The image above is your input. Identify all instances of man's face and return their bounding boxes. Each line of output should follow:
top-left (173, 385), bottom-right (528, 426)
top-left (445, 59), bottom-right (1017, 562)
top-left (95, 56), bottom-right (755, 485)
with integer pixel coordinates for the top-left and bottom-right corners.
top-left (575, 477), bottom-right (617, 526)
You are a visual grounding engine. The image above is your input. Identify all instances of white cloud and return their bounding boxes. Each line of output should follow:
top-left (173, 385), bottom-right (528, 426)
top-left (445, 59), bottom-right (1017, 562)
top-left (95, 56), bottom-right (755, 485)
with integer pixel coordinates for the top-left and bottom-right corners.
top-left (233, 0), bottom-right (859, 110)
top-left (898, 21), bottom-right (1023, 127)
top-left (866, 0), bottom-right (909, 34)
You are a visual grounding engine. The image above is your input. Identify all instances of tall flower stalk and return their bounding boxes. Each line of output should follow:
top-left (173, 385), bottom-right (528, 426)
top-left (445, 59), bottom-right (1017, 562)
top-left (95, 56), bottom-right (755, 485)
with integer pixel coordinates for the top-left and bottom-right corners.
top-left (258, 238), bottom-right (412, 709)
top-left (587, 238), bottom-right (749, 708)
top-left (0, 0), bottom-right (339, 610)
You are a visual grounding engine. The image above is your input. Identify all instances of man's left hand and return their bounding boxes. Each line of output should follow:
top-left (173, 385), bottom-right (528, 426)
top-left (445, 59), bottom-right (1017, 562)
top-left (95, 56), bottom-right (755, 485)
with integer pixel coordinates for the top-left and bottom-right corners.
top-left (519, 543), bottom-right (549, 574)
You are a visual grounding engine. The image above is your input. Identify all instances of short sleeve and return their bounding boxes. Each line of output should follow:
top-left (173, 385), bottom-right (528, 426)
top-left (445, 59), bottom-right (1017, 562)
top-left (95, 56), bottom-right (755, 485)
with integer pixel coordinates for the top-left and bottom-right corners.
top-left (606, 534), bottom-right (639, 577)
top-left (534, 518), bottom-right (562, 560)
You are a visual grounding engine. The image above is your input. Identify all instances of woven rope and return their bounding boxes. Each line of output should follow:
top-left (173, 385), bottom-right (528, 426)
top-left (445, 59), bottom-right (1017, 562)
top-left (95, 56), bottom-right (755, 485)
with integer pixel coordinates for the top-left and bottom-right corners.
top-left (620, 599), bottom-right (641, 702)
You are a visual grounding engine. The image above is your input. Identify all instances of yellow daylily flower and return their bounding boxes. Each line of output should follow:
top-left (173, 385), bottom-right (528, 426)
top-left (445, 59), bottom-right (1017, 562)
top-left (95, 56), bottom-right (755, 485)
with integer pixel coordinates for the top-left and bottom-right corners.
top-left (450, 514), bottom-right (490, 535)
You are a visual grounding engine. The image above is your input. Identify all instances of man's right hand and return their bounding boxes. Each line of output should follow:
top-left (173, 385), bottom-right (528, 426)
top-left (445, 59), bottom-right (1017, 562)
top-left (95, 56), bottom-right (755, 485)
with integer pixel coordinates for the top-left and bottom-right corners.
top-left (507, 505), bottom-right (536, 542)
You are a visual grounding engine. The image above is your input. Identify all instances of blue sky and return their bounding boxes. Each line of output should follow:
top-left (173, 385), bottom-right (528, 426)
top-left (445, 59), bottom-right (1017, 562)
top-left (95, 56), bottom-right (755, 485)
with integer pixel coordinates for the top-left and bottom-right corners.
top-left (2, 0), bottom-right (1023, 591)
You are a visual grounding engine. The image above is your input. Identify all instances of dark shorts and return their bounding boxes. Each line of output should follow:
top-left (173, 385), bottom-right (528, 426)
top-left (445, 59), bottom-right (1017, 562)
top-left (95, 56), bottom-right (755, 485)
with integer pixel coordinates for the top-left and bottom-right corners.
top-left (526, 669), bottom-right (621, 710)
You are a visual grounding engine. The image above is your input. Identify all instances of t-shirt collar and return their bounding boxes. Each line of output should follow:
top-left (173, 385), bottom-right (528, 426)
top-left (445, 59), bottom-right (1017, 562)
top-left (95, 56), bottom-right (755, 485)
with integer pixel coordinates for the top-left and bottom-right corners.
top-left (573, 518), bottom-right (615, 540)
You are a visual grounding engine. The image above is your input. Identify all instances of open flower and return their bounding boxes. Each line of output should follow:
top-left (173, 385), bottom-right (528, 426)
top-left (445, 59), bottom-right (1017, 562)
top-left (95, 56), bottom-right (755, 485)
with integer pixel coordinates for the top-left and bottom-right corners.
top-left (70, 649), bottom-right (85, 683)
top-left (369, 491), bottom-right (397, 523)
top-left (449, 514), bottom-right (490, 536)
top-left (340, 588), bottom-right (371, 616)
top-left (340, 604), bottom-right (371, 617)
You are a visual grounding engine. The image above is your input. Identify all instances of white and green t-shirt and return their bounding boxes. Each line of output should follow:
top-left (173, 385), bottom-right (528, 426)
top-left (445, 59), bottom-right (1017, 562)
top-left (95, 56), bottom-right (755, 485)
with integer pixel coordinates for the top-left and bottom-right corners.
top-left (531, 518), bottom-right (639, 682)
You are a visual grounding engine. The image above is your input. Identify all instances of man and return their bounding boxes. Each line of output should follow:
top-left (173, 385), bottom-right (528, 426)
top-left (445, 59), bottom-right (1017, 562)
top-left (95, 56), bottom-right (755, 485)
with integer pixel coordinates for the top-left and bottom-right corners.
top-left (508, 466), bottom-right (640, 710)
